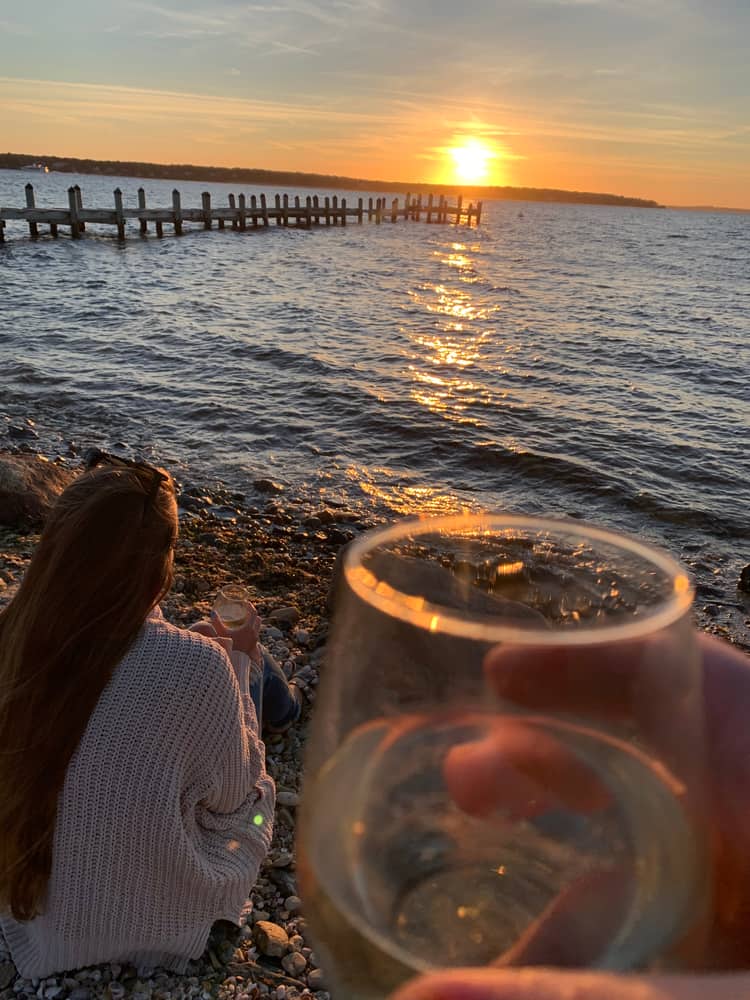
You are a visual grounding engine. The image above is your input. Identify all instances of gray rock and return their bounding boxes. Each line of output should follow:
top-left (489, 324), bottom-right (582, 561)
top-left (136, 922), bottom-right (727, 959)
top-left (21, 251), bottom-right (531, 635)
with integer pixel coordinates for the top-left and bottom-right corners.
top-left (739, 564), bottom-right (750, 593)
top-left (283, 895), bottom-right (302, 915)
top-left (275, 791), bottom-right (299, 808)
top-left (253, 921), bottom-right (289, 958)
top-left (269, 606), bottom-right (301, 626)
top-left (0, 965), bottom-right (14, 990)
top-left (280, 953), bottom-right (306, 978)
top-left (271, 851), bottom-right (293, 868)
top-left (253, 479), bottom-right (285, 495)
top-left (0, 453), bottom-right (74, 528)
top-left (306, 969), bottom-right (327, 991)
top-left (8, 424), bottom-right (38, 441)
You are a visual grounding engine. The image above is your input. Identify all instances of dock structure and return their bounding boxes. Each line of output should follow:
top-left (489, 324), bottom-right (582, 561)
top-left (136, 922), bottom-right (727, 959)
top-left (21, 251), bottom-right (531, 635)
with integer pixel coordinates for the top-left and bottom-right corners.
top-left (0, 184), bottom-right (482, 242)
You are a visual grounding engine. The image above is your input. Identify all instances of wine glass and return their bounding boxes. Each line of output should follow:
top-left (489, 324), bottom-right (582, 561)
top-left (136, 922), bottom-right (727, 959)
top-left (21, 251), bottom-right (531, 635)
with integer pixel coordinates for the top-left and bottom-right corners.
top-left (213, 583), bottom-right (252, 630)
top-left (298, 514), bottom-right (709, 999)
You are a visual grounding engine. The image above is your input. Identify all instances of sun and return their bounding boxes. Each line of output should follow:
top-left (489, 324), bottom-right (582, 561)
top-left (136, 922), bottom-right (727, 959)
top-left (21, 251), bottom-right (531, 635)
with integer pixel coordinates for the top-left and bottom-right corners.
top-left (448, 138), bottom-right (494, 184)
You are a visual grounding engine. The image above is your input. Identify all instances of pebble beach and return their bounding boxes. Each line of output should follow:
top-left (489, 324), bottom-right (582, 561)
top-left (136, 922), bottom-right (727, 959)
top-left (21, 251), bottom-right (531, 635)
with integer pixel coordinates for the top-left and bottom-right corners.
top-left (0, 446), bottom-right (748, 1000)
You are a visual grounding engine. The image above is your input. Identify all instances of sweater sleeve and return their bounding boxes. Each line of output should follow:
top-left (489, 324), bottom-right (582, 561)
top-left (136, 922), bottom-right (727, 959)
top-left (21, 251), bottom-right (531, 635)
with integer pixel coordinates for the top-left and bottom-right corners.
top-left (193, 649), bottom-right (275, 856)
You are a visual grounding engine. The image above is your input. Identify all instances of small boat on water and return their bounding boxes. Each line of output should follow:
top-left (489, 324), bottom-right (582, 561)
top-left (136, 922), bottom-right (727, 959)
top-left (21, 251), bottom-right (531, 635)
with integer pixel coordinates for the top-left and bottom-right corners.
top-left (22, 163), bottom-right (49, 172)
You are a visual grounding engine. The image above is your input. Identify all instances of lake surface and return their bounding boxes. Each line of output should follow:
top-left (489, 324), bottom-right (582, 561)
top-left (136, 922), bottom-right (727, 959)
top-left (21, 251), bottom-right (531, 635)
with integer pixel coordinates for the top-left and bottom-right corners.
top-left (1, 168), bottom-right (748, 635)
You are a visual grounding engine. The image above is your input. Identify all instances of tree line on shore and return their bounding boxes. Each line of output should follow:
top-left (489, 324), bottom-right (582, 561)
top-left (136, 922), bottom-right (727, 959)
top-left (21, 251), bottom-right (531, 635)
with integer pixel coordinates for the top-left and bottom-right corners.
top-left (0, 152), bottom-right (661, 209)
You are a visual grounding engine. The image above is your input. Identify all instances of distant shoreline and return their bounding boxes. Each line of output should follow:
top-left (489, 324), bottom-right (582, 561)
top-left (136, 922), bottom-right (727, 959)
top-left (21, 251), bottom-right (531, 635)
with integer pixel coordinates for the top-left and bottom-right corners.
top-left (0, 152), bottom-right (661, 210)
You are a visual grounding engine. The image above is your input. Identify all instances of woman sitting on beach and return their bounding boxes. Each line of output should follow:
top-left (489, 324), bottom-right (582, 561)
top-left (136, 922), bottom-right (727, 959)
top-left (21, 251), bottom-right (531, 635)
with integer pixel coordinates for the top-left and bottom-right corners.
top-left (0, 452), bottom-right (276, 978)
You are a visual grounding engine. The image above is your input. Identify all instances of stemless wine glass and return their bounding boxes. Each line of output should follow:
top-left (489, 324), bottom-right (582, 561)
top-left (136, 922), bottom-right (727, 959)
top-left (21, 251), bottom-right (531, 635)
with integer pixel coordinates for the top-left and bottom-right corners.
top-left (298, 514), bottom-right (709, 999)
top-left (213, 583), bottom-right (252, 630)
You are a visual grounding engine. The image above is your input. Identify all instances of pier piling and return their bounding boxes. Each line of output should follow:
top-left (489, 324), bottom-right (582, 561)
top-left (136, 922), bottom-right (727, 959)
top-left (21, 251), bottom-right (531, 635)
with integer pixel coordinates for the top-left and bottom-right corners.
top-left (114, 188), bottom-right (125, 239)
top-left (138, 188), bottom-right (148, 235)
top-left (25, 183), bottom-right (38, 238)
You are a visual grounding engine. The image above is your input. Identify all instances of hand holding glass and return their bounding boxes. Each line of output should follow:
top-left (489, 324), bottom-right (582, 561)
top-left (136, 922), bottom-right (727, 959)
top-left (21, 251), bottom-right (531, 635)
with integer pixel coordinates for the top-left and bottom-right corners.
top-left (298, 515), bottom-right (709, 1000)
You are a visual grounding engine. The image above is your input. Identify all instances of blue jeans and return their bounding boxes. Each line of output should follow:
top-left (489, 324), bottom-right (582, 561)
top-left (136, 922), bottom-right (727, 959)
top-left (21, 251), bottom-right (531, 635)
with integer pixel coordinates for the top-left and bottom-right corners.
top-left (249, 647), bottom-right (301, 733)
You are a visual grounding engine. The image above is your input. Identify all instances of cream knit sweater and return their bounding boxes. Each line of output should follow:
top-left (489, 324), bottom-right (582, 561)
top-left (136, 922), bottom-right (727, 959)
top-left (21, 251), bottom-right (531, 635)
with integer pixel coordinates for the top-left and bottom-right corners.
top-left (1, 610), bottom-right (275, 978)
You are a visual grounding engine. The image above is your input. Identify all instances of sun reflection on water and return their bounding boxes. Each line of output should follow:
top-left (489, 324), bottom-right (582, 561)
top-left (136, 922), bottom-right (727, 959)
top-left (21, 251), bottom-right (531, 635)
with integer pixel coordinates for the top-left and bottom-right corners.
top-left (404, 240), bottom-right (502, 428)
top-left (345, 465), bottom-right (474, 517)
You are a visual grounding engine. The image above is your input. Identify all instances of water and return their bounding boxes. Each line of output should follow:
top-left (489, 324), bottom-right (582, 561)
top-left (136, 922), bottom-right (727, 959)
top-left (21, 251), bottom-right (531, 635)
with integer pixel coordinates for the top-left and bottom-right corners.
top-left (1, 169), bottom-right (748, 631)
top-left (299, 715), bottom-right (705, 999)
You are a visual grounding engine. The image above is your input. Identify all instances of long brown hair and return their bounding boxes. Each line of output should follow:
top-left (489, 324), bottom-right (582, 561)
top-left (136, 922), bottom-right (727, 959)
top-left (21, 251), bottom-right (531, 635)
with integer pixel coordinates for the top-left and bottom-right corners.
top-left (0, 462), bottom-right (177, 920)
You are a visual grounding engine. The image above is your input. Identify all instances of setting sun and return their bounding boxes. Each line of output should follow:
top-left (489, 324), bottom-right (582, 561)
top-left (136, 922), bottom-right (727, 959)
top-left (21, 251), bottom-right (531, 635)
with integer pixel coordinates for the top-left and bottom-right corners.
top-left (448, 139), bottom-right (495, 183)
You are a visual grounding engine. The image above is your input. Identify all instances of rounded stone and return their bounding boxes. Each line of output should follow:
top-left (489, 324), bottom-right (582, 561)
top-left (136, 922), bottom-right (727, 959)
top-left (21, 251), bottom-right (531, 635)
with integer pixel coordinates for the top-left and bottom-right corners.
top-left (253, 921), bottom-right (289, 958)
top-left (281, 952), bottom-right (306, 978)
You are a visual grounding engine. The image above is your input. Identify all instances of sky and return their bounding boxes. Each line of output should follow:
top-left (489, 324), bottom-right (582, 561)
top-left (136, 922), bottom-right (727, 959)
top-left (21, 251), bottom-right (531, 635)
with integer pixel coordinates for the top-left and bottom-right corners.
top-left (1, 0), bottom-right (749, 207)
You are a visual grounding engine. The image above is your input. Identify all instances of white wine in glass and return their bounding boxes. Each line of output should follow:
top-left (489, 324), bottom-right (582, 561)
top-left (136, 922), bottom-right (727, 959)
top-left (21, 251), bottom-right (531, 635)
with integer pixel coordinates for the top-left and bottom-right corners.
top-left (213, 584), bottom-right (252, 630)
top-left (298, 515), bottom-right (709, 999)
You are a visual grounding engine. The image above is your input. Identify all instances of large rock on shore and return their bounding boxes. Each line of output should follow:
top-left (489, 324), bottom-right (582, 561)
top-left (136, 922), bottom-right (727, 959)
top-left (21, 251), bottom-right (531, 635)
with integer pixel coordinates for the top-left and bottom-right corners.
top-left (0, 452), bottom-right (74, 528)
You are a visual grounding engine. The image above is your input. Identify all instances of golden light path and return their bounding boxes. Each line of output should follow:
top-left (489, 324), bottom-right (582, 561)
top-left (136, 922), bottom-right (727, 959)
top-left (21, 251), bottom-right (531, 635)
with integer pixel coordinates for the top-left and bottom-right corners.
top-left (344, 238), bottom-right (505, 518)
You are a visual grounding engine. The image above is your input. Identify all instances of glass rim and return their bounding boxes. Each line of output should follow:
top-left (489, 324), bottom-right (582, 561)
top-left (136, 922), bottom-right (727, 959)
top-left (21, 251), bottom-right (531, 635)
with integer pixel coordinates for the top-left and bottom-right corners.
top-left (215, 583), bottom-right (252, 599)
top-left (343, 513), bottom-right (694, 646)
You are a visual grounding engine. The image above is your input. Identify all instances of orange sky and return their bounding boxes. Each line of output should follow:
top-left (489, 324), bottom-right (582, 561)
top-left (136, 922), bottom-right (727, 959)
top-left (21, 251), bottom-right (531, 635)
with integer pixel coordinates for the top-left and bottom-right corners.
top-left (1, 1), bottom-right (748, 208)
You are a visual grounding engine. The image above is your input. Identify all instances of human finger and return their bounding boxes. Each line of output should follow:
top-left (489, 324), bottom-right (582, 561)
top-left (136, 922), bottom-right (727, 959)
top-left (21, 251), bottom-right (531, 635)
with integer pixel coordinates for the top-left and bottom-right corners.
top-left (495, 867), bottom-right (632, 968)
top-left (389, 967), bottom-right (750, 1000)
top-left (189, 620), bottom-right (217, 637)
top-left (443, 719), bottom-right (613, 818)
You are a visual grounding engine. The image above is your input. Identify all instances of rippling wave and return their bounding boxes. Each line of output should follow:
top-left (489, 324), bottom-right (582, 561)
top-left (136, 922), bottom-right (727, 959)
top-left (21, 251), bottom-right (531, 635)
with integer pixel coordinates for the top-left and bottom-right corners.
top-left (1, 168), bottom-right (749, 598)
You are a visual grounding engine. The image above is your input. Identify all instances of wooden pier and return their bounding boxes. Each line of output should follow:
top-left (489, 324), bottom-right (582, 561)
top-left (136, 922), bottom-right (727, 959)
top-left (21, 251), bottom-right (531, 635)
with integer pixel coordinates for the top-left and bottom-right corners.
top-left (0, 184), bottom-right (482, 241)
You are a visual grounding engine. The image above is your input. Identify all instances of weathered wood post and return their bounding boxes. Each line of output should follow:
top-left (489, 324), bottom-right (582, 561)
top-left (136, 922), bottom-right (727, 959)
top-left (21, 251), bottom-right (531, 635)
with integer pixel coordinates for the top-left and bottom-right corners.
top-left (25, 183), bottom-right (38, 238)
top-left (274, 194), bottom-right (282, 225)
top-left (67, 187), bottom-right (81, 239)
top-left (357, 197), bottom-right (364, 223)
top-left (305, 196), bottom-right (312, 228)
top-left (172, 189), bottom-right (183, 235)
top-left (50, 221), bottom-right (58, 237)
top-left (475, 201), bottom-right (483, 226)
top-left (74, 186), bottom-right (85, 232)
top-left (138, 188), bottom-right (148, 234)
top-left (455, 194), bottom-right (463, 224)
top-left (250, 194), bottom-right (258, 226)
top-left (426, 193), bottom-right (434, 223)
top-left (415, 193), bottom-right (422, 221)
top-left (282, 194), bottom-right (289, 226)
top-left (437, 194), bottom-right (445, 223)
top-left (238, 193), bottom-right (246, 230)
top-left (404, 192), bottom-right (411, 220)
top-left (391, 198), bottom-right (398, 223)
top-left (113, 187), bottom-right (125, 240)
top-left (202, 191), bottom-right (212, 229)
top-left (341, 197), bottom-right (347, 226)
top-left (332, 195), bottom-right (338, 226)
top-left (375, 197), bottom-right (382, 224)
top-left (155, 218), bottom-right (164, 237)
top-left (0, 220), bottom-right (5, 242)
top-left (466, 202), bottom-right (474, 226)
top-left (367, 197), bottom-right (373, 221)
top-left (324, 196), bottom-right (331, 226)
top-left (228, 193), bottom-right (237, 230)
top-left (260, 193), bottom-right (269, 226)
top-left (313, 195), bottom-right (320, 224)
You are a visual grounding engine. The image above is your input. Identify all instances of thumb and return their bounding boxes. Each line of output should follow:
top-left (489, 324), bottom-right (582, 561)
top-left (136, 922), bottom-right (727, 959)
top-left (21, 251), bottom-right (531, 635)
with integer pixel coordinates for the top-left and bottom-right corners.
top-left (390, 969), bottom-right (750, 1000)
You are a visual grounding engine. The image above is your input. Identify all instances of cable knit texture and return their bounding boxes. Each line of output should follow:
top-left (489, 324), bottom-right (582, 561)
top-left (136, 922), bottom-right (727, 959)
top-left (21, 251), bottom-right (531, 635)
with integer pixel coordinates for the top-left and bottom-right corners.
top-left (0, 612), bottom-right (275, 978)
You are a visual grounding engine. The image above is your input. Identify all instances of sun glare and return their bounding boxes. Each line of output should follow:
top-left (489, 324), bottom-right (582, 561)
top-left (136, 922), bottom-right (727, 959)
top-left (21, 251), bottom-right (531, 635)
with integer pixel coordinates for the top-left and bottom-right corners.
top-left (448, 139), bottom-right (495, 184)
